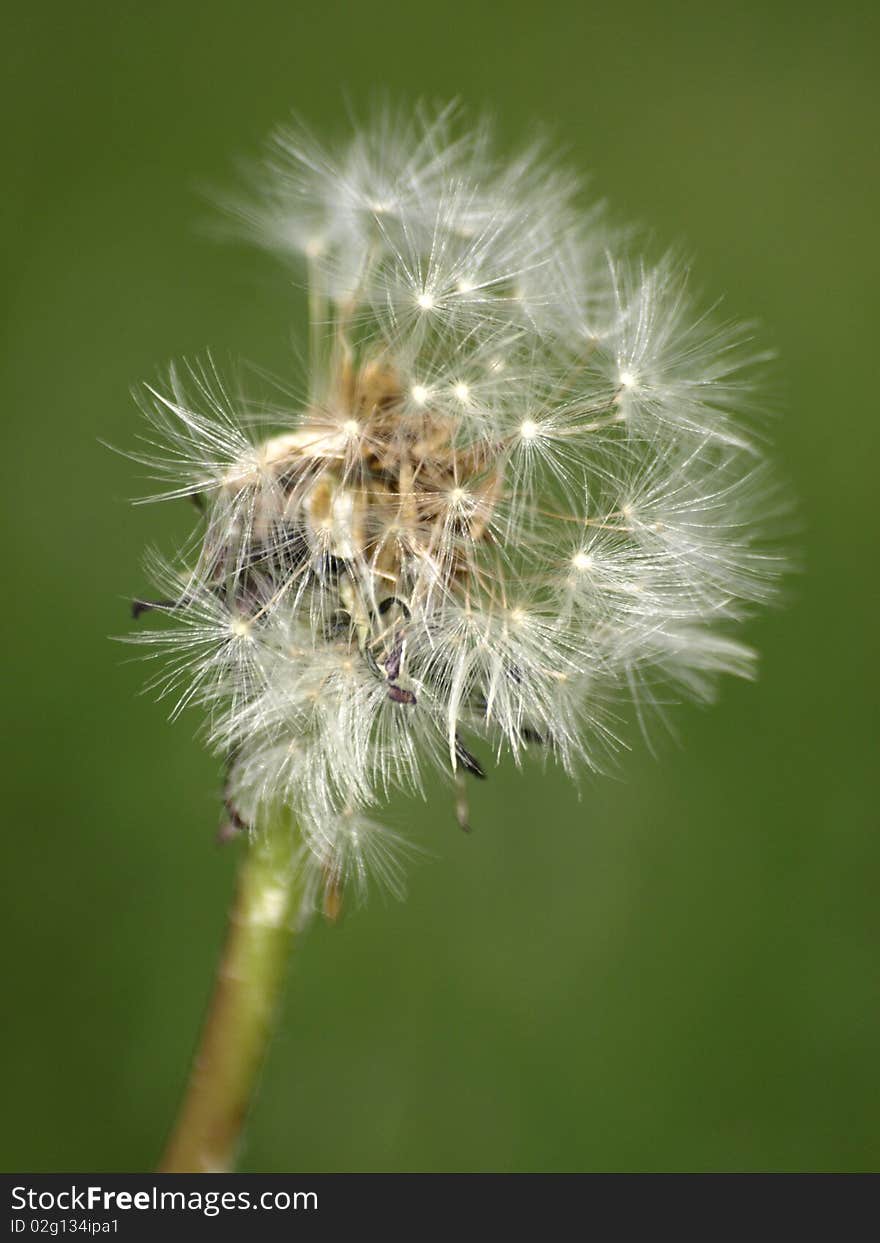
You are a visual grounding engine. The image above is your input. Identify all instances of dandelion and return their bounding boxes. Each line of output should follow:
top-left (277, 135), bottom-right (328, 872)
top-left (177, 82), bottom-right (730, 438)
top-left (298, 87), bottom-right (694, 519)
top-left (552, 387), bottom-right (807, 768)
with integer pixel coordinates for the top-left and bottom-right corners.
top-left (128, 103), bottom-right (788, 1171)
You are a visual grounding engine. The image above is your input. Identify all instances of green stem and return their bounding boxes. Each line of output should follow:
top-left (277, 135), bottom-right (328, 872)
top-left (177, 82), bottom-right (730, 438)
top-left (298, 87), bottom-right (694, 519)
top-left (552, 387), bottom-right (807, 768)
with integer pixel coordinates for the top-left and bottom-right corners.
top-left (159, 811), bottom-right (304, 1173)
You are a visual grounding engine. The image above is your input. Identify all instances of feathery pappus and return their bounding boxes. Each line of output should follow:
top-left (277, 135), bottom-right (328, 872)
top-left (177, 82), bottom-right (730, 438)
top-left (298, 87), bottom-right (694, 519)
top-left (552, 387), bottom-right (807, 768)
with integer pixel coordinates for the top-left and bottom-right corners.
top-left (127, 102), bottom-right (788, 916)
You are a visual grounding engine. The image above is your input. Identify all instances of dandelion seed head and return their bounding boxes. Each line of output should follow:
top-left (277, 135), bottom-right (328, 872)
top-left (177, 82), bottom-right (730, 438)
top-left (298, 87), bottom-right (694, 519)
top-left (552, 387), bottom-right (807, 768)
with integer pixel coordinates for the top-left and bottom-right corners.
top-left (128, 102), bottom-right (790, 912)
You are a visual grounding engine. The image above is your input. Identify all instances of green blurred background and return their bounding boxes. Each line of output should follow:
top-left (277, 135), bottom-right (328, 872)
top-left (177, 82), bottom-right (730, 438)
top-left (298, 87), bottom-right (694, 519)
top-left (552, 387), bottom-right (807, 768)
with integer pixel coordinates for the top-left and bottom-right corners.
top-left (2, 1), bottom-right (877, 1172)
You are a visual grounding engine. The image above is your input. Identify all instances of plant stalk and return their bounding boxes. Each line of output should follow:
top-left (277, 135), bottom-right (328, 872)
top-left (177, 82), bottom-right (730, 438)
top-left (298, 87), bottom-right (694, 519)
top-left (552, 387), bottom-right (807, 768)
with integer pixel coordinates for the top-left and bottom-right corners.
top-left (159, 811), bottom-right (304, 1173)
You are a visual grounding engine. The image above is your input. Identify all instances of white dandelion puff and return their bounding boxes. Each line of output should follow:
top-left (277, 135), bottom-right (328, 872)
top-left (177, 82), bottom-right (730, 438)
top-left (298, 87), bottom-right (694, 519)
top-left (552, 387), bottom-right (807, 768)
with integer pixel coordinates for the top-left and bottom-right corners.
top-left (128, 103), bottom-right (789, 916)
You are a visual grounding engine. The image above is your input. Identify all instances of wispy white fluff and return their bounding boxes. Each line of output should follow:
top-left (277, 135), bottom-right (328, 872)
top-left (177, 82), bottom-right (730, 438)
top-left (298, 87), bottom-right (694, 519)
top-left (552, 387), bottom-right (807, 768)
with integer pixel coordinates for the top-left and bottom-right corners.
top-left (129, 103), bottom-right (788, 914)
